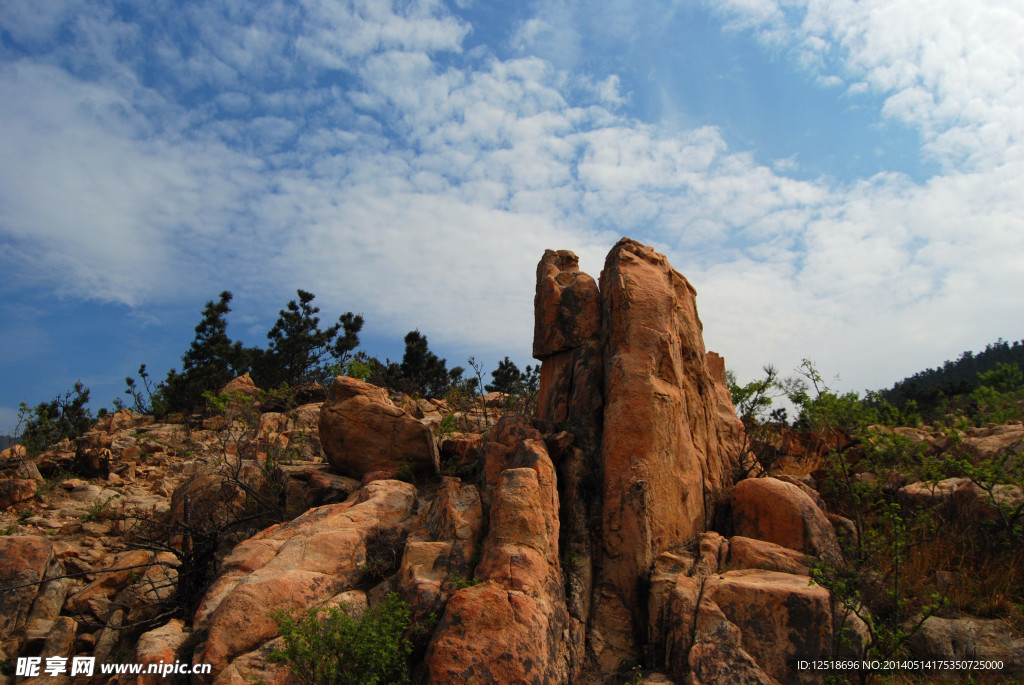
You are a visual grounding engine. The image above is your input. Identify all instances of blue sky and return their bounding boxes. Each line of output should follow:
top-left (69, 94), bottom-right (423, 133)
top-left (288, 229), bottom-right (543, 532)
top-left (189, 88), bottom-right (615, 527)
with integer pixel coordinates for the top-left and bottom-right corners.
top-left (2, 0), bottom-right (1023, 432)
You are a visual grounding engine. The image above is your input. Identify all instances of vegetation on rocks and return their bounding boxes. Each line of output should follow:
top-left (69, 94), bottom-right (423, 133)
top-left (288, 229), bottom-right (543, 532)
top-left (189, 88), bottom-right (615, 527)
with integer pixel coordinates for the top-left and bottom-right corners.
top-left (119, 289), bottom-right (363, 417)
top-left (729, 356), bottom-right (1024, 682)
top-left (269, 593), bottom-right (413, 685)
top-left (16, 380), bottom-right (94, 457)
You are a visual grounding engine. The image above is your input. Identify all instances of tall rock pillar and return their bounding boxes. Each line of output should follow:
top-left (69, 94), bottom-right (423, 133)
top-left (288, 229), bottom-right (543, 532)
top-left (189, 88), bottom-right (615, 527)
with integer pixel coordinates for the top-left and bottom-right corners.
top-left (532, 249), bottom-right (603, 450)
top-left (532, 249), bottom-right (604, 677)
top-left (532, 239), bottom-right (741, 675)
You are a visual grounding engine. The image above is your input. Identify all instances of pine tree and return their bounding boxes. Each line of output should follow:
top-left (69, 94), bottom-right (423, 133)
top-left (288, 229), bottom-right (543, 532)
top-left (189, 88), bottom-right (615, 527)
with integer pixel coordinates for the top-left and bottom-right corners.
top-left (397, 330), bottom-right (463, 398)
top-left (251, 290), bottom-right (363, 389)
top-left (163, 291), bottom-right (249, 412)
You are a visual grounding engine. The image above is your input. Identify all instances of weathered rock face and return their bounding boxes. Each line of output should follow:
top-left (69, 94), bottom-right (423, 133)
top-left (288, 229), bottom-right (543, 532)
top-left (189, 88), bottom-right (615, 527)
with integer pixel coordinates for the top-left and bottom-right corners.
top-left (590, 238), bottom-right (741, 667)
top-left (0, 536), bottom-right (56, 656)
top-left (646, 532), bottom-right (837, 685)
top-left (708, 351), bottom-right (747, 465)
top-left (192, 479), bottom-right (419, 680)
top-left (319, 376), bottom-right (439, 480)
top-left (0, 477), bottom-right (38, 508)
top-left (424, 476), bottom-right (485, 564)
top-left (702, 570), bottom-right (833, 684)
top-left (425, 439), bottom-right (571, 683)
top-left (731, 476), bottom-right (843, 566)
top-left (533, 248), bottom-right (604, 451)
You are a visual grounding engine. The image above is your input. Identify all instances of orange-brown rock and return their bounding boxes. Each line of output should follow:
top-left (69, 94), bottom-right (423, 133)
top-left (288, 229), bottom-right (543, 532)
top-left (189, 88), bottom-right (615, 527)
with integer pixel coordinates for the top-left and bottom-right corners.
top-left (220, 373), bottom-right (260, 400)
top-left (425, 581), bottom-right (559, 684)
top-left (318, 376), bottom-right (439, 480)
top-left (533, 249), bottom-right (603, 451)
top-left (687, 593), bottom-right (775, 685)
top-left (731, 477), bottom-right (842, 565)
top-left (898, 476), bottom-right (972, 508)
top-left (395, 541), bottom-right (458, 622)
top-left (127, 618), bottom-right (190, 685)
top-left (426, 442), bottom-right (570, 683)
top-left (727, 535), bottom-right (811, 575)
top-left (654, 567), bottom-right (833, 684)
top-left (192, 479), bottom-right (417, 680)
top-left (961, 423), bottom-right (1024, 459)
top-left (479, 414), bottom-right (542, 505)
top-left (423, 476), bottom-right (484, 563)
top-left (703, 570), bottom-right (832, 684)
top-left (0, 536), bottom-right (55, 655)
top-left (0, 478), bottom-right (38, 508)
top-left (534, 249), bottom-right (602, 357)
top-left (591, 238), bottom-right (740, 667)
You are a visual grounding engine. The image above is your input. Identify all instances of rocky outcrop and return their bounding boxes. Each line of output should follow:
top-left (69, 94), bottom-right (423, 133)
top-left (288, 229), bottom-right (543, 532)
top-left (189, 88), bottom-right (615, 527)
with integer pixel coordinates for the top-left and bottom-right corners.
top-left (909, 616), bottom-right (1024, 670)
top-left (588, 238), bottom-right (742, 668)
top-left (425, 437), bottom-right (571, 683)
top-left (899, 476), bottom-right (1024, 525)
top-left (30, 238), bottom-right (1024, 685)
top-left (191, 479), bottom-right (418, 678)
top-left (319, 376), bottom-right (440, 480)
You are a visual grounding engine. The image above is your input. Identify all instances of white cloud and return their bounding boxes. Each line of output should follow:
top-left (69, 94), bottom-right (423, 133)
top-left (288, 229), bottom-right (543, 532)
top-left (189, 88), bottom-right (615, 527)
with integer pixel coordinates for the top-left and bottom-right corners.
top-left (0, 61), bottom-right (265, 305)
top-left (710, 0), bottom-right (1024, 171)
top-left (1, 0), bottom-right (1023, 399)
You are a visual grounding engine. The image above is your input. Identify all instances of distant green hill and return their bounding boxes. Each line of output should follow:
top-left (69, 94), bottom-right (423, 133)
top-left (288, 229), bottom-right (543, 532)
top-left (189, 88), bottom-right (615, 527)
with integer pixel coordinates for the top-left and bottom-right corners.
top-left (882, 338), bottom-right (1024, 415)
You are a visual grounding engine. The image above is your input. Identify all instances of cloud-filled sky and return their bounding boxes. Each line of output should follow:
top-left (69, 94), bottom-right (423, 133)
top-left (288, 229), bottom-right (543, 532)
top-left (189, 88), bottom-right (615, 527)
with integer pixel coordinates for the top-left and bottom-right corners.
top-left (2, 0), bottom-right (1023, 432)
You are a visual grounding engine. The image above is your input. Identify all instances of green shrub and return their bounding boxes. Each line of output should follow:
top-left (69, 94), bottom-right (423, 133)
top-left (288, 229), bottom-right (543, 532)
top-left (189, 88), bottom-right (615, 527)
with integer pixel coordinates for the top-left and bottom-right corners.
top-left (269, 593), bottom-right (412, 685)
top-left (17, 381), bottom-right (94, 457)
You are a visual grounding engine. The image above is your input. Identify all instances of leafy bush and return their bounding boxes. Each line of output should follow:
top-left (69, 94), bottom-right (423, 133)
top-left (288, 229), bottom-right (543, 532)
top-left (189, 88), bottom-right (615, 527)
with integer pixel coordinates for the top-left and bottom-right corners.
top-left (269, 593), bottom-right (412, 685)
top-left (17, 381), bottom-right (93, 457)
top-left (120, 364), bottom-right (167, 416)
top-left (726, 365), bottom-right (796, 477)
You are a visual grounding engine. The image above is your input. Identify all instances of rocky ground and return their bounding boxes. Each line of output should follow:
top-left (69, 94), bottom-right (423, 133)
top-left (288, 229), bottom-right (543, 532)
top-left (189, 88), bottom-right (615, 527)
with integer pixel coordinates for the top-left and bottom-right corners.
top-left (2, 238), bottom-right (1022, 684)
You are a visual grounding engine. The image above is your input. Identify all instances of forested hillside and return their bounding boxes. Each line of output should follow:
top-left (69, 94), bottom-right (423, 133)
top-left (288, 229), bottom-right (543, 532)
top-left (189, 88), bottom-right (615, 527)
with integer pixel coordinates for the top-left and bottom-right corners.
top-left (883, 338), bottom-right (1024, 416)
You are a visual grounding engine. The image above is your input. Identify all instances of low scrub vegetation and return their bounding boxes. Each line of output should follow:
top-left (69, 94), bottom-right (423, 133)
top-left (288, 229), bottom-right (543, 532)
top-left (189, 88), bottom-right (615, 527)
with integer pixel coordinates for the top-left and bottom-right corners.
top-left (730, 357), bottom-right (1024, 681)
top-left (268, 593), bottom-right (413, 685)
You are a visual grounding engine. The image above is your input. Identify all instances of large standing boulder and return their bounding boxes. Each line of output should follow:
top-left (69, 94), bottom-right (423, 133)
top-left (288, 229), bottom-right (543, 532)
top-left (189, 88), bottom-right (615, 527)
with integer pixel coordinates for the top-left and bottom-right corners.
top-left (318, 376), bottom-right (439, 480)
top-left (590, 238), bottom-right (740, 668)
top-left (533, 249), bottom-right (604, 452)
